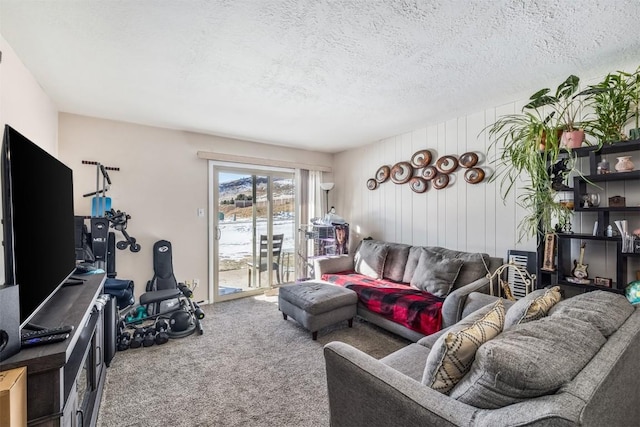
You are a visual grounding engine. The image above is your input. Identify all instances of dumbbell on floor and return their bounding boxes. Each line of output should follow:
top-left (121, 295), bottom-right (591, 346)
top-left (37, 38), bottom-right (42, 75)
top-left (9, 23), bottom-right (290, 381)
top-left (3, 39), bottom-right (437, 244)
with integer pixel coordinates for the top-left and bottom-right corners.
top-left (155, 319), bottom-right (169, 345)
top-left (130, 328), bottom-right (145, 349)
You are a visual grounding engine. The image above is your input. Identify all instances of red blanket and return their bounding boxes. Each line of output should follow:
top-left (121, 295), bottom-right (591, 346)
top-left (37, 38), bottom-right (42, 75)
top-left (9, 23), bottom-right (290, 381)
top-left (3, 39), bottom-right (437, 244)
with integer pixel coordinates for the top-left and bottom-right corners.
top-left (321, 272), bottom-right (443, 335)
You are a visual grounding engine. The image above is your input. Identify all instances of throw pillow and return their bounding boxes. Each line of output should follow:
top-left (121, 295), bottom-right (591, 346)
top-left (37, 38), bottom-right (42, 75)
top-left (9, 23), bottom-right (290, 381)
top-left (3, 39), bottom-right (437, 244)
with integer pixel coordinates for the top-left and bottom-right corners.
top-left (382, 243), bottom-right (411, 282)
top-left (548, 290), bottom-right (634, 338)
top-left (410, 249), bottom-right (464, 297)
top-left (449, 315), bottom-right (606, 409)
top-left (453, 252), bottom-right (491, 288)
top-left (503, 286), bottom-right (561, 329)
top-left (422, 299), bottom-right (505, 394)
top-left (353, 240), bottom-right (389, 279)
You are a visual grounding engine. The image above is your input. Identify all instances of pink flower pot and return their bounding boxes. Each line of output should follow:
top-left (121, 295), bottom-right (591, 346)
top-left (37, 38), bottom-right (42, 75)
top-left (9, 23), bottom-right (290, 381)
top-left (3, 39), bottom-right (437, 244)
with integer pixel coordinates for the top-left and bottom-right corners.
top-left (561, 130), bottom-right (585, 149)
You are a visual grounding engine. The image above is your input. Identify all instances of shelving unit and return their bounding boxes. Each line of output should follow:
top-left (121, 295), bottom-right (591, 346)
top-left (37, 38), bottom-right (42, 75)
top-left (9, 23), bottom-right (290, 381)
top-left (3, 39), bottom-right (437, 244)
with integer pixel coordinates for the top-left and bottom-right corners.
top-left (539, 139), bottom-right (640, 294)
top-left (0, 274), bottom-right (107, 426)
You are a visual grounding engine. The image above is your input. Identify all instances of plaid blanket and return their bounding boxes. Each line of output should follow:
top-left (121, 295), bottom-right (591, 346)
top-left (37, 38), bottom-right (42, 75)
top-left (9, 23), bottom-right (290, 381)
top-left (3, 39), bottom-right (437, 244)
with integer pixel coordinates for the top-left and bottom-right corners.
top-left (321, 272), bottom-right (444, 335)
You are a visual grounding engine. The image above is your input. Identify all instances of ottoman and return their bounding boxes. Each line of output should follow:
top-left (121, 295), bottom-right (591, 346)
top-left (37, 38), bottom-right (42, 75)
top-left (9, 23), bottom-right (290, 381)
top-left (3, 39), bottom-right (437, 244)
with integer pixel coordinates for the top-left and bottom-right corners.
top-left (278, 281), bottom-right (358, 340)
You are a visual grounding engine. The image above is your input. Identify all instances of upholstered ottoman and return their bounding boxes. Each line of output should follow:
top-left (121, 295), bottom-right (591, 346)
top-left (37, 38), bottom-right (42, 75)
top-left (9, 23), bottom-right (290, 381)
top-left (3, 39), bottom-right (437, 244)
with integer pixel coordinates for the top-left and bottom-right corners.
top-left (278, 281), bottom-right (358, 340)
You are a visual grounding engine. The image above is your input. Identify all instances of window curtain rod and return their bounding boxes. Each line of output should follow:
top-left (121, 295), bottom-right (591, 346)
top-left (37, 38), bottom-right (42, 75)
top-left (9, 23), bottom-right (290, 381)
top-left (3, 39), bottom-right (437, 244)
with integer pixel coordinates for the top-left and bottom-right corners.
top-left (197, 151), bottom-right (332, 172)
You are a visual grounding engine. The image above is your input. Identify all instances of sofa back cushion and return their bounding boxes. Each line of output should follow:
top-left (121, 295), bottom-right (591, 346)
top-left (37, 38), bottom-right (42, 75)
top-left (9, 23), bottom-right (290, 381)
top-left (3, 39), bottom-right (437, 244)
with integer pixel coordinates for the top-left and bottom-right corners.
top-left (403, 246), bottom-right (490, 287)
top-left (402, 246), bottom-right (423, 283)
top-left (410, 248), bottom-right (464, 297)
top-left (382, 243), bottom-right (411, 282)
top-left (549, 290), bottom-right (634, 338)
top-left (354, 240), bottom-right (389, 279)
top-left (422, 299), bottom-right (505, 394)
top-left (449, 315), bottom-right (606, 409)
top-left (503, 286), bottom-right (562, 329)
top-left (451, 252), bottom-right (491, 289)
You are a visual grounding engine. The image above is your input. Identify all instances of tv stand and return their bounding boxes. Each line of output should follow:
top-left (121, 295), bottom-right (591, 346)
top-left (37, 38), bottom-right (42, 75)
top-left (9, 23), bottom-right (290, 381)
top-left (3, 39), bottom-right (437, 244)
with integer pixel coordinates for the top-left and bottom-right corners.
top-left (0, 273), bottom-right (106, 426)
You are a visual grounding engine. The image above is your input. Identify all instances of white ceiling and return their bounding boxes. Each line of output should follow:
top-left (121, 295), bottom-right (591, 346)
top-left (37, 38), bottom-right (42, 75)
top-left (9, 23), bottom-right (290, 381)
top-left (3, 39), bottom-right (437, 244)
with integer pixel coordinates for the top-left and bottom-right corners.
top-left (2, 1), bottom-right (640, 154)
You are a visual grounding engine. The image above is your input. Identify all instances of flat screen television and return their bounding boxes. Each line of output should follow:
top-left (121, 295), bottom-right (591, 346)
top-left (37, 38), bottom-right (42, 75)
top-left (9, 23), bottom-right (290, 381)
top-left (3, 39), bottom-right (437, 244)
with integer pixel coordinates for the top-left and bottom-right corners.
top-left (1, 124), bottom-right (77, 329)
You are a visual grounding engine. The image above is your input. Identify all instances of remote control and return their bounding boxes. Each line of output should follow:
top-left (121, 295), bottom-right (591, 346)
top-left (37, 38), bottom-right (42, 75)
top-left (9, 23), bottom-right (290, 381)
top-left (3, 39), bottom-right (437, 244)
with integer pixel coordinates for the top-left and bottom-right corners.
top-left (21, 325), bottom-right (74, 340)
top-left (21, 333), bottom-right (70, 348)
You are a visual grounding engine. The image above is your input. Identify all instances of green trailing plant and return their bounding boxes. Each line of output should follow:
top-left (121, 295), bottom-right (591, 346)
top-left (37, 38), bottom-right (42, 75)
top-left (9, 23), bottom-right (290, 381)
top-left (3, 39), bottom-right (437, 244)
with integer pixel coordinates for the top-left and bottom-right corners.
top-left (484, 76), bottom-right (583, 242)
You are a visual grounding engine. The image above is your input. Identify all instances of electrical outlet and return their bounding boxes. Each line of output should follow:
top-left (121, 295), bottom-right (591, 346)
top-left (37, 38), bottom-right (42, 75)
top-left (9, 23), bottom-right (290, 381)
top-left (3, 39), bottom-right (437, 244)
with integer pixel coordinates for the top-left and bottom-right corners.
top-left (193, 279), bottom-right (199, 288)
top-left (184, 279), bottom-right (191, 287)
top-left (197, 208), bottom-right (205, 217)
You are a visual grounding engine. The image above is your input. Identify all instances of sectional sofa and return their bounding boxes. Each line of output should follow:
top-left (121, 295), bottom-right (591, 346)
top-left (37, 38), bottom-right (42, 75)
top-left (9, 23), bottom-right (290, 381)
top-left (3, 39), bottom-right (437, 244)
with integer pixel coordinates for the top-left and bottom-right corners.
top-left (314, 238), bottom-right (503, 341)
top-left (324, 289), bottom-right (640, 426)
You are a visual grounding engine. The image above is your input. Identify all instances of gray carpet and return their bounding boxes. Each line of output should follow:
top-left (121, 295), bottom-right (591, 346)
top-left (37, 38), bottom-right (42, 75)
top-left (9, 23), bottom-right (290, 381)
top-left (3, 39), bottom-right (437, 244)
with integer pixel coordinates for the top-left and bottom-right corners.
top-left (96, 294), bottom-right (410, 427)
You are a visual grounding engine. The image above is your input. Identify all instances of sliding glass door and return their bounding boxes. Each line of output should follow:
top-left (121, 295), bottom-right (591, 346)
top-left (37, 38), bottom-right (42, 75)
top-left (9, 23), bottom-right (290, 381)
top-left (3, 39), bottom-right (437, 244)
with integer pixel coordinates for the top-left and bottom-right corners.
top-left (209, 163), bottom-right (296, 301)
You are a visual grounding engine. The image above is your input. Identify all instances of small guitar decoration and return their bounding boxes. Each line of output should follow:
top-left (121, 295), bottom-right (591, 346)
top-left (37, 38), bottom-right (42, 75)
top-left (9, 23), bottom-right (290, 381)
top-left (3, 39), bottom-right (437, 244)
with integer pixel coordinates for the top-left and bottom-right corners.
top-left (572, 242), bottom-right (589, 279)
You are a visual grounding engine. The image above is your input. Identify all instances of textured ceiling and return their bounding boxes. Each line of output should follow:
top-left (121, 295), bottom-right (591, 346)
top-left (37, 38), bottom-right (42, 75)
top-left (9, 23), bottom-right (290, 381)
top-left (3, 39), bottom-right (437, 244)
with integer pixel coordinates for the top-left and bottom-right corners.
top-left (2, 1), bottom-right (640, 153)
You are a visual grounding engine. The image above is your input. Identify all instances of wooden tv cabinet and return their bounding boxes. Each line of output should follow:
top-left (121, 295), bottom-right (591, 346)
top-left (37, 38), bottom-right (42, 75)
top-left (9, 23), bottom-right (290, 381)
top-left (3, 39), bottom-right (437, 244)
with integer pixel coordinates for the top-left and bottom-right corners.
top-left (0, 273), bottom-right (106, 426)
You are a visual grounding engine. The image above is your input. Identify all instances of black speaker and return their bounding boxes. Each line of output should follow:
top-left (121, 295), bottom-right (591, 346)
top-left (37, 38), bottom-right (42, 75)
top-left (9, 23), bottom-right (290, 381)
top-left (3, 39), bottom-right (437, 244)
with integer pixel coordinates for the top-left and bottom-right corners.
top-left (90, 217), bottom-right (109, 261)
top-left (106, 232), bottom-right (116, 278)
top-left (0, 284), bottom-right (21, 362)
top-left (103, 294), bottom-right (117, 367)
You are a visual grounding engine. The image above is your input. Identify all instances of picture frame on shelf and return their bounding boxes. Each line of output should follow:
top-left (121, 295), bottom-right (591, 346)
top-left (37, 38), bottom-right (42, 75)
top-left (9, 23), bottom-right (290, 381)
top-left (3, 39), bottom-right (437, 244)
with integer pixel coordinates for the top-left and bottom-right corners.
top-left (541, 233), bottom-right (556, 272)
top-left (594, 277), bottom-right (612, 288)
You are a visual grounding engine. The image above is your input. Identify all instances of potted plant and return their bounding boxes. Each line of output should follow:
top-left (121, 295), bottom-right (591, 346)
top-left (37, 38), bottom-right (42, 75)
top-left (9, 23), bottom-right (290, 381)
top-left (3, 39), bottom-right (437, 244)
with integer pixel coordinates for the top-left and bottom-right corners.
top-left (579, 69), bottom-right (638, 144)
top-left (484, 79), bottom-right (577, 241)
top-left (625, 66), bottom-right (640, 140)
top-left (523, 75), bottom-right (590, 149)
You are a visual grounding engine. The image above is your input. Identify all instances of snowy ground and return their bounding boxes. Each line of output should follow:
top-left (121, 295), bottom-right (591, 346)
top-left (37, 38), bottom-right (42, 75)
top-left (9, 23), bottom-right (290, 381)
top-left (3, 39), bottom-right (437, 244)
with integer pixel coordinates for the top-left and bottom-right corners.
top-left (218, 218), bottom-right (295, 262)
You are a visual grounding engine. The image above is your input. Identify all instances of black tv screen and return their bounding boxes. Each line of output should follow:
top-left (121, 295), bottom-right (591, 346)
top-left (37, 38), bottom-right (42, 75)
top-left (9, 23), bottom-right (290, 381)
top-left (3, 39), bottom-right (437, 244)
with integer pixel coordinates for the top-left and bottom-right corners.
top-left (2, 124), bottom-right (76, 328)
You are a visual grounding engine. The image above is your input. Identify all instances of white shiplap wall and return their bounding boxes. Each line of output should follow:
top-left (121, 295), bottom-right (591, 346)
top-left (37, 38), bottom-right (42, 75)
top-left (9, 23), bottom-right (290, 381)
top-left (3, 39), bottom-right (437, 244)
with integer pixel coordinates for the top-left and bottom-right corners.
top-left (333, 100), bottom-right (640, 283)
top-left (333, 100), bottom-right (534, 261)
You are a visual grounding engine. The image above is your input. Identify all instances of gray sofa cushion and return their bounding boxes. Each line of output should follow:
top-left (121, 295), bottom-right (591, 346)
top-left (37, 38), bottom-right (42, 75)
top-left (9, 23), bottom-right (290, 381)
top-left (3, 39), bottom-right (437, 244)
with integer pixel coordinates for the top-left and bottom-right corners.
top-left (402, 246), bottom-right (423, 283)
top-left (549, 290), bottom-right (634, 338)
top-left (410, 248), bottom-right (464, 297)
top-left (451, 251), bottom-right (491, 289)
top-left (422, 299), bottom-right (505, 394)
top-left (449, 315), bottom-right (606, 409)
top-left (382, 243), bottom-right (411, 282)
top-left (503, 286), bottom-right (562, 329)
top-left (354, 240), bottom-right (389, 279)
top-left (402, 246), bottom-right (490, 286)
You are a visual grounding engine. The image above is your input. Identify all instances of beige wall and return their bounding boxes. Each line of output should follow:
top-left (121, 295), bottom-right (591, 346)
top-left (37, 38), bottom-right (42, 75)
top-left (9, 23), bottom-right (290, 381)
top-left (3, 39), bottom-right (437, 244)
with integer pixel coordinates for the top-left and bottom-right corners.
top-left (58, 114), bottom-right (333, 302)
top-left (0, 34), bottom-right (59, 283)
top-left (0, 35), bottom-right (58, 154)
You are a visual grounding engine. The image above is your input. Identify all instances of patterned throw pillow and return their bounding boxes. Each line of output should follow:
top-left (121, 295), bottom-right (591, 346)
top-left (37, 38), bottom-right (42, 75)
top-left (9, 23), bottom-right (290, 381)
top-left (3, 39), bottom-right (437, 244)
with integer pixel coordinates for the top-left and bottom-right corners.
top-left (503, 286), bottom-right (562, 329)
top-left (422, 299), bottom-right (505, 394)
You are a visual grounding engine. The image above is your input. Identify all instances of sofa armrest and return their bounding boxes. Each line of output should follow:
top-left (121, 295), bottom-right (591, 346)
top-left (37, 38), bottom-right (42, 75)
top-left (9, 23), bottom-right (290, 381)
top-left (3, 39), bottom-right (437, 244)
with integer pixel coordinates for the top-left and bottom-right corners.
top-left (313, 254), bottom-right (354, 279)
top-left (440, 277), bottom-right (491, 328)
top-left (324, 341), bottom-right (476, 427)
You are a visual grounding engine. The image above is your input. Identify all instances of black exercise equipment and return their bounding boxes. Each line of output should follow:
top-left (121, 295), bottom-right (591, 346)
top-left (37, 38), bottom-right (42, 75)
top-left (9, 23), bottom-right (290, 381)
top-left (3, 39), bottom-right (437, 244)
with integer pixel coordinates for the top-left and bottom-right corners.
top-left (120, 240), bottom-right (203, 338)
top-left (117, 331), bottom-right (131, 351)
top-left (142, 327), bottom-right (156, 347)
top-left (130, 328), bottom-right (145, 349)
top-left (155, 320), bottom-right (169, 345)
top-left (105, 208), bottom-right (141, 252)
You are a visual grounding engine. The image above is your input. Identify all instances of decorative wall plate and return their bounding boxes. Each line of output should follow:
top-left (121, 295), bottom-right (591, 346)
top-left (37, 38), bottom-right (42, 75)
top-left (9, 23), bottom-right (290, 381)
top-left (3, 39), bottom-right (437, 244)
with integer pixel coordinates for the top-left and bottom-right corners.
top-left (433, 173), bottom-right (449, 189)
top-left (459, 152), bottom-right (479, 168)
top-left (375, 165), bottom-right (390, 183)
top-left (366, 178), bottom-right (378, 190)
top-left (409, 177), bottom-right (428, 193)
top-left (464, 167), bottom-right (485, 184)
top-left (390, 161), bottom-right (412, 184)
top-left (421, 165), bottom-right (438, 180)
top-left (436, 155), bottom-right (459, 174)
top-left (410, 149), bottom-right (432, 168)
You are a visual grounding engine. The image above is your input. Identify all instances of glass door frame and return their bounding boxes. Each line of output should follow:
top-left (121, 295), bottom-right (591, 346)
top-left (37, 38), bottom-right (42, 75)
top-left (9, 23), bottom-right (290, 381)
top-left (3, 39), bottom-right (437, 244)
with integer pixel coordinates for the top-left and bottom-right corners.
top-left (208, 161), bottom-right (297, 302)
